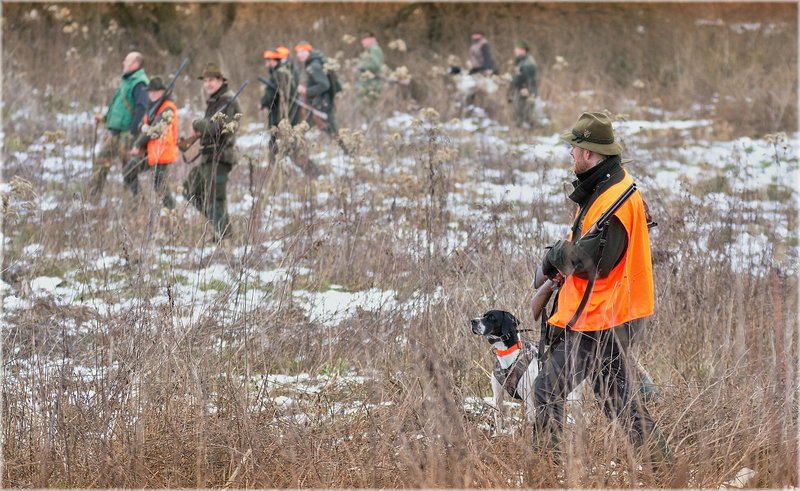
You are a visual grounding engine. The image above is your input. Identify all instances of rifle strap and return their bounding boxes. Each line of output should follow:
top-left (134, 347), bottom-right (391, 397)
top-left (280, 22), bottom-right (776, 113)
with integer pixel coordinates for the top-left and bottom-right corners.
top-left (565, 223), bottom-right (610, 331)
top-left (537, 284), bottom-right (561, 369)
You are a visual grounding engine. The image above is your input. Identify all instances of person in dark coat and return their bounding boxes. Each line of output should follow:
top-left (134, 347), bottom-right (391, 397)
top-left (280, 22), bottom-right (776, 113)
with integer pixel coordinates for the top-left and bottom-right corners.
top-left (261, 46), bottom-right (300, 157)
top-left (294, 42), bottom-right (349, 155)
top-left (509, 39), bottom-right (538, 129)
top-left (182, 63), bottom-right (241, 241)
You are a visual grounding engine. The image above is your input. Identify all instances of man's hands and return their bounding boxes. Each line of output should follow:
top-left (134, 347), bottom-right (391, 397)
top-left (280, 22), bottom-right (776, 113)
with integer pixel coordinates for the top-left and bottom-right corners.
top-left (94, 113), bottom-right (105, 124)
top-left (297, 84), bottom-right (307, 95)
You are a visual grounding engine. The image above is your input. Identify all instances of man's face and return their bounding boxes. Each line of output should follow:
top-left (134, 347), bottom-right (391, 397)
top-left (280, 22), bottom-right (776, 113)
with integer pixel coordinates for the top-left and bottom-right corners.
top-left (361, 36), bottom-right (374, 49)
top-left (148, 89), bottom-right (165, 102)
top-left (514, 47), bottom-right (526, 57)
top-left (202, 77), bottom-right (224, 96)
top-left (471, 33), bottom-right (482, 42)
top-left (266, 59), bottom-right (279, 70)
top-left (570, 145), bottom-right (594, 173)
top-left (122, 53), bottom-right (139, 73)
top-left (296, 49), bottom-right (310, 62)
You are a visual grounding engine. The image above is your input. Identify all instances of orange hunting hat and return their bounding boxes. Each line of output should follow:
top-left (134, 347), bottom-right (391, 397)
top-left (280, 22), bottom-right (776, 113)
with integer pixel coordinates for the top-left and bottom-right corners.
top-left (263, 49), bottom-right (280, 59)
top-left (275, 46), bottom-right (290, 58)
top-left (294, 41), bottom-right (313, 52)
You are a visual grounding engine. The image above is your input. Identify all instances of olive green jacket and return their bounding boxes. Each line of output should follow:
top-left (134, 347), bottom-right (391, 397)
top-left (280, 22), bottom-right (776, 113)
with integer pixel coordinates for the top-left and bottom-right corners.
top-left (192, 83), bottom-right (241, 165)
top-left (357, 43), bottom-right (385, 97)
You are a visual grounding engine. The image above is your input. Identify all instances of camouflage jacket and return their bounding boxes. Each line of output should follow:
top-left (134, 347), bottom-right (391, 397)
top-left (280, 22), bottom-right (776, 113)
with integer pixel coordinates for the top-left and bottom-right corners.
top-left (357, 43), bottom-right (385, 94)
top-left (511, 54), bottom-right (538, 97)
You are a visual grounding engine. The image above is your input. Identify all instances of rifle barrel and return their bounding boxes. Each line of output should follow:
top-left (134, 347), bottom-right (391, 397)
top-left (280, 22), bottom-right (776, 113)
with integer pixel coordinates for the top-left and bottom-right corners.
top-left (147, 57), bottom-right (190, 123)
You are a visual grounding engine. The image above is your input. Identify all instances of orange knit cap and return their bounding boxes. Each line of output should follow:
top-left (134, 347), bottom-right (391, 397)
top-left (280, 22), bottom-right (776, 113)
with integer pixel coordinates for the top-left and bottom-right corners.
top-left (294, 42), bottom-right (313, 52)
top-left (275, 46), bottom-right (291, 59)
top-left (263, 49), bottom-right (280, 59)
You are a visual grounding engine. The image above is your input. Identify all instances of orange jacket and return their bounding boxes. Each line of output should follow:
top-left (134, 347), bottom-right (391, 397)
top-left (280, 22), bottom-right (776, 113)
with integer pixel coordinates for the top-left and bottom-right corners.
top-left (143, 100), bottom-right (178, 165)
top-left (548, 170), bottom-right (654, 331)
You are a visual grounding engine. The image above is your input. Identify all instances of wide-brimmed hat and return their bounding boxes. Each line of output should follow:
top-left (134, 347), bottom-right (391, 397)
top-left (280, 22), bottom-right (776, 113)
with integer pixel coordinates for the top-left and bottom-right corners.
top-left (146, 76), bottom-right (166, 91)
top-left (560, 112), bottom-right (624, 155)
top-left (197, 62), bottom-right (226, 81)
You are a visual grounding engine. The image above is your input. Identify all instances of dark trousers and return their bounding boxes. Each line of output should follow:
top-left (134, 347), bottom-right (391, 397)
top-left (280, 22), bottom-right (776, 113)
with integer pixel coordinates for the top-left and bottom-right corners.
top-left (123, 157), bottom-right (175, 209)
top-left (534, 323), bottom-right (659, 451)
top-left (182, 159), bottom-right (233, 239)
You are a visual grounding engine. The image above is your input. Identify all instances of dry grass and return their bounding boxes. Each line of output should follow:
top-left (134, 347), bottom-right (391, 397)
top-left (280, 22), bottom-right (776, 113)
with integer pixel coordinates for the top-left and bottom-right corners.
top-left (1, 2), bottom-right (798, 489)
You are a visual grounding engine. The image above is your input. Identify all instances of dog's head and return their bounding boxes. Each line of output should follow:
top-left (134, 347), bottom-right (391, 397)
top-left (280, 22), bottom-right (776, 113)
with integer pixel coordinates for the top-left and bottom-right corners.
top-left (470, 310), bottom-right (520, 346)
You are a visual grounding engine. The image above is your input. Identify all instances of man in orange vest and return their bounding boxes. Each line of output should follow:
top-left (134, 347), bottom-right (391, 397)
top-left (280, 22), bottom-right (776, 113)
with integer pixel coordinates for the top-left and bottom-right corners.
top-left (123, 77), bottom-right (177, 209)
top-left (533, 112), bottom-right (672, 471)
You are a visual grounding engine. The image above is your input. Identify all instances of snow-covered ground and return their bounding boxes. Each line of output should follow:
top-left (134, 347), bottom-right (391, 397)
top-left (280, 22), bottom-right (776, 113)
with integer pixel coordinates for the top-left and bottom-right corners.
top-left (4, 105), bottom-right (798, 328)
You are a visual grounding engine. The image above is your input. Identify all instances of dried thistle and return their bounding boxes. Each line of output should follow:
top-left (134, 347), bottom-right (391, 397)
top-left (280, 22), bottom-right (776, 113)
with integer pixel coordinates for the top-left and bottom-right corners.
top-left (43, 130), bottom-right (66, 143)
top-left (2, 176), bottom-right (38, 224)
top-left (342, 34), bottom-right (356, 44)
top-left (388, 39), bottom-right (407, 52)
top-left (323, 58), bottom-right (341, 73)
top-left (419, 107), bottom-right (440, 123)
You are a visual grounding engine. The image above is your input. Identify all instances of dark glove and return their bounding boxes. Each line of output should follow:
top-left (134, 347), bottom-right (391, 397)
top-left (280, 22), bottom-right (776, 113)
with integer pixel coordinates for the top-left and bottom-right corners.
top-left (541, 254), bottom-right (559, 280)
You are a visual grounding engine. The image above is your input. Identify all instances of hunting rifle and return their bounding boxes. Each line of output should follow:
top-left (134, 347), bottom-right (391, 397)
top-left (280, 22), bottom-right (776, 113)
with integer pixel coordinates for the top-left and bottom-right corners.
top-left (531, 183), bottom-right (638, 323)
top-left (146, 58), bottom-right (189, 125)
top-left (257, 76), bottom-right (328, 121)
top-left (181, 80), bottom-right (250, 163)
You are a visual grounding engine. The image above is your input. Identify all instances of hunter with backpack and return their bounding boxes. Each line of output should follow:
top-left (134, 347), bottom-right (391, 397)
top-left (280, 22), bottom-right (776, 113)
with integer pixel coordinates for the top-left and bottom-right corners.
top-left (294, 42), bottom-right (349, 155)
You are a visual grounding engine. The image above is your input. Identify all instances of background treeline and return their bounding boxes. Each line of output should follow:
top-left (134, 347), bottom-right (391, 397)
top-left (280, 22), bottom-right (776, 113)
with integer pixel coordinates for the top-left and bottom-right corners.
top-left (2, 2), bottom-right (797, 135)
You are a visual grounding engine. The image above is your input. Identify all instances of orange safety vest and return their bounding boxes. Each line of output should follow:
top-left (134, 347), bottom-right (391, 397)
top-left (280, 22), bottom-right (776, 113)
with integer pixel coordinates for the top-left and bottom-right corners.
top-left (548, 170), bottom-right (654, 331)
top-left (143, 99), bottom-right (178, 165)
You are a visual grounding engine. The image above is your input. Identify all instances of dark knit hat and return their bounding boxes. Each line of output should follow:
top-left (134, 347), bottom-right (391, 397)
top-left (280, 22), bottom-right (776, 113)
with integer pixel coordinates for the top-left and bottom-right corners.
top-left (146, 76), bottom-right (166, 91)
top-left (515, 39), bottom-right (530, 51)
top-left (560, 112), bottom-right (624, 156)
top-left (197, 62), bottom-right (226, 81)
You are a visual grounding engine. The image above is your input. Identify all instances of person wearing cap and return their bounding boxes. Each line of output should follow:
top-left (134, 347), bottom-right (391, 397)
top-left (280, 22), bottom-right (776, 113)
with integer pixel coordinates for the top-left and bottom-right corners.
top-left (122, 76), bottom-right (177, 209)
top-left (467, 30), bottom-right (495, 76)
top-left (260, 46), bottom-right (300, 154)
top-left (89, 51), bottom-right (149, 199)
top-left (533, 112), bottom-right (672, 470)
top-left (355, 31), bottom-right (385, 102)
top-left (509, 40), bottom-right (538, 129)
top-left (182, 62), bottom-right (241, 241)
top-left (294, 41), bottom-right (348, 155)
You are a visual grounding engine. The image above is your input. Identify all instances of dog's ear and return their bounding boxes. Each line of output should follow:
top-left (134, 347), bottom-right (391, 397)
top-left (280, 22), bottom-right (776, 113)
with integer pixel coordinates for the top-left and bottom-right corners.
top-left (501, 311), bottom-right (520, 335)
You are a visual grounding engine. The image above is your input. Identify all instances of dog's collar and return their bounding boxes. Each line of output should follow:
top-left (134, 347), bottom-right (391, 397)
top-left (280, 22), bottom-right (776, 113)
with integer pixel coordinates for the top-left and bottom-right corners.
top-left (495, 342), bottom-right (521, 357)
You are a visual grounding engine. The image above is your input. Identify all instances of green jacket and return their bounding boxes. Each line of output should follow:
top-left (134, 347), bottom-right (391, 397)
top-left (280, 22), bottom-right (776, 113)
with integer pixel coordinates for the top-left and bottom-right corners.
top-left (105, 68), bottom-right (149, 132)
top-left (357, 43), bottom-right (385, 96)
top-left (192, 83), bottom-right (242, 165)
top-left (511, 54), bottom-right (538, 97)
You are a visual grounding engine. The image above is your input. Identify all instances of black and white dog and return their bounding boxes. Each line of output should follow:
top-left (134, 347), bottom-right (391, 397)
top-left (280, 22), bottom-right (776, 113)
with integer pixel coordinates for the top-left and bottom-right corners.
top-left (470, 310), bottom-right (540, 434)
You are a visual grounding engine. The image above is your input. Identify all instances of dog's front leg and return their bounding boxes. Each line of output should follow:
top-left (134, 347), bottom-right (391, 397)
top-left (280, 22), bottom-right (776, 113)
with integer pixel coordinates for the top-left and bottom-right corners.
top-left (521, 372), bottom-right (538, 426)
top-left (491, 375), bottom-right (506, 436)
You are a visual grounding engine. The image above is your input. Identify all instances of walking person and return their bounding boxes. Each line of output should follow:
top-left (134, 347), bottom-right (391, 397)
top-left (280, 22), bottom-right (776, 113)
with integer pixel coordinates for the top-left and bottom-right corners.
top-left (123, 77), bottom-right (177, 210)
top-left (182, 63), bottom-right (241, 241)
top-left (508, 40), bottom-right (538, 129)
top-left (354, 31), bottom-right (385, 102)
top-left (294, 42), bottom-right (349, 155)
top-left (90, 51), bottom-right (149, 199)
top-left (260, 46), bottom-right (300, 157)
top-left (467, 30), bottom-right (495, 75)
top-left (533, 112), bottom-right (672, 471)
